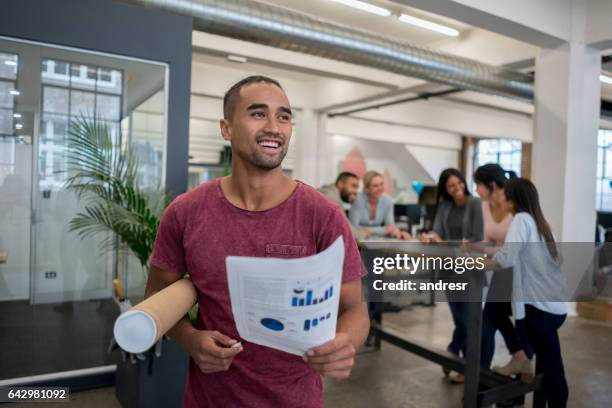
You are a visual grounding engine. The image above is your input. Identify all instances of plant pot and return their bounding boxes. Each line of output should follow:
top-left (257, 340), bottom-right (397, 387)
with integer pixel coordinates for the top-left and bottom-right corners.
top-left (114, 337), bottom-right (189, 408)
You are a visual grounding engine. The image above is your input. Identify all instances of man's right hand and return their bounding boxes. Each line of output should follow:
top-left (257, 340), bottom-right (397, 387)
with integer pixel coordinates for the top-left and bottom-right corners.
top-left (185, 329), bottom-right (243, 373)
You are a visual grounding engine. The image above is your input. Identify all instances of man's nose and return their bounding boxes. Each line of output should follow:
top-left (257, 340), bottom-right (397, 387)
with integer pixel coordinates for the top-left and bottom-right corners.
top-left (263, 116), bottom-right (281, 134)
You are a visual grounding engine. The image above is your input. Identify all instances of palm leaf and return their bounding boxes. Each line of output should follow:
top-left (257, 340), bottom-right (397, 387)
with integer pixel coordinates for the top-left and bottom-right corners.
top-left (63, 115), bottom-right (172, 270)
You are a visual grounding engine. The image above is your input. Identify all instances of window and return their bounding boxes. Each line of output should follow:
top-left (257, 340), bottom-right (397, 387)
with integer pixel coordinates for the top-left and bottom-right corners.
top-left (39, 58), bottom-right (123, 190)
top-left (54, 61), bottom-right (68, 76)
top-left (596, 129), bottom-right (612, 211)
top-left (474, 138), bottom-right (522, 176)
top-left (0, 51), bottom-right (18, 136)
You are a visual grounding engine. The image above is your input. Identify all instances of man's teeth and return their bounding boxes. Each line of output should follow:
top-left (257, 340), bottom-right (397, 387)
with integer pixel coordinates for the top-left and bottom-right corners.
top-left (259, 140), bottom-right (280, 148)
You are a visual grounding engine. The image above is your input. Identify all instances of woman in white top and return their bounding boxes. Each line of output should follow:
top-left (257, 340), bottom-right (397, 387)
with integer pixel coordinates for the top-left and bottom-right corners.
top-left (474, 164), bottom-right (534, 380)
top-left (492, 178), bottom-right (568, 407)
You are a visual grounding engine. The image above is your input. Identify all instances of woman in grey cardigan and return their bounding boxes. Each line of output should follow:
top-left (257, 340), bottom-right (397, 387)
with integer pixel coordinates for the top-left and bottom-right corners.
top-left (349, 171), bottom-right (411, 239)
top-left (421, 168), bottom-right (483, 383)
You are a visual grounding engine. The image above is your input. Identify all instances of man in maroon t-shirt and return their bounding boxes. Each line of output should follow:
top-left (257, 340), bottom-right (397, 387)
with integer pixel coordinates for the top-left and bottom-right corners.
top-left (147, 75), bottom-right (369, 407)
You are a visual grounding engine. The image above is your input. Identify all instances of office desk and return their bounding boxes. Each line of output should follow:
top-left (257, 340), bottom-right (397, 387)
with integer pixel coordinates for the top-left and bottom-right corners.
top-left (361, 241), bottom-right (544, 407)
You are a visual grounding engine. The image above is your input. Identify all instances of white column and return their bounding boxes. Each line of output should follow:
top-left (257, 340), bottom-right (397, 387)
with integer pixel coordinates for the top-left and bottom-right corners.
top-left (531, 41), bottom-right (601, 241)
top-left (293, 108), bottom-right (321, 187)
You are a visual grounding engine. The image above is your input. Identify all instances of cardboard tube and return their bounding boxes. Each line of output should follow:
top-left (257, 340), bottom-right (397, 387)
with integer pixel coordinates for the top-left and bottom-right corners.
top-left (113, 278), bottom-right (197, 353)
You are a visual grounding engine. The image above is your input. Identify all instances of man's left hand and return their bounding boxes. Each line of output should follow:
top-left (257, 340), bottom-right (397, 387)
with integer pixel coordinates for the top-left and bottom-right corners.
top-left (304, 332), bottom-right (356, 380)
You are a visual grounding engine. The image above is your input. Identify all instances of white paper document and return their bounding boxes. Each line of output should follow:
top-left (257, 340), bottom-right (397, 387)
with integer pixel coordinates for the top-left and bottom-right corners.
top-left (227, 236), bottom-right (344, 356)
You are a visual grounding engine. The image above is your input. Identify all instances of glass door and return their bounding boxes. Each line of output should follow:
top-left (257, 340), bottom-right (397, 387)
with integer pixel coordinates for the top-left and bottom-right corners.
top-left (31, 55), bottom-right (122, 304)
top-left (0, 50), bottom-right (32, 302)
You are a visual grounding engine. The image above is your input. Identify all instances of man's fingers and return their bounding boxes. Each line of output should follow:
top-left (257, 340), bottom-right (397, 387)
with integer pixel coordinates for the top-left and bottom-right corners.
top-left (305, 345), bottom-right (354, 364)
top-left (198, 363), bottom-right (231, 373)
top-left (195, 351), bottom-right (234, 366)
top-left (309, 357), bottom-right (355, 373)
top-left (308, 337), bottom-right (352, 357)
top-left (203, 341), bottom-right (242, 359)
top-left (324, 369), bottom-right (352, 380)
top-left (208, 331), bottom-right (237, 347)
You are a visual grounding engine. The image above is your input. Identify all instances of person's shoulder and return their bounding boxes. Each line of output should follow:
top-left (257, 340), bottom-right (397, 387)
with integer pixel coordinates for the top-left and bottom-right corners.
top-left (468, 196), bottom-right (482, 207)
top-left (437, 199), bottom-right (451, 210)
top-left (296, 180), bottom-right (338, 208)
top-left (513, 212), bottom-right (535, 225)
top-left (298, 181), bottom-right (344, 212)
top-left (509, 212), bottom-right (536, 235)
top-left (167, 179), bottom-right (218, 212)
top-left (317, 183), bottom-right (335, 195)
top-left (380, 194), bottom-right (394, 204)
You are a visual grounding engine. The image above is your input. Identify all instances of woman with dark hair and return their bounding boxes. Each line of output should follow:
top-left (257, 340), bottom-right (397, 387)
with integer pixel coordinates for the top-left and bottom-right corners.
top-left (421, 168), bottom-right (483, 383)
top-left (493, 178), bottom-right (568, 407)
top-left (474, 165), bottom-right (534, 387)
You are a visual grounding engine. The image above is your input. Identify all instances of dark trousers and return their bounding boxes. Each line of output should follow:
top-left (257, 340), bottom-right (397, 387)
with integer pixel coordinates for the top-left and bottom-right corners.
top-left (525, 305), bottom-right (568, 408)
top-left (480, 310), bottom-right (497, 368)
top-left (447, 301), bottom-right (467, 356)
top-left (484, 301), bottom-right (534, 359)
top-left (447, 301), bottom-right (497, 369)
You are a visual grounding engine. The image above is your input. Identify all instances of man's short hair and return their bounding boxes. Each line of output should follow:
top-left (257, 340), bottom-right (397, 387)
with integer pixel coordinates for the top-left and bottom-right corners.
top-left (335, 171), bottom-right (359, 185)
top-left (223, 75), bottom-right (284, 119)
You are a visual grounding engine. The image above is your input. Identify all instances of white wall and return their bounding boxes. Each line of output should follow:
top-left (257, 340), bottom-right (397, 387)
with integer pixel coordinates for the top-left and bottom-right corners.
top-left (406, 145), bottom-right (460, 182)
top-left (189, 29), bottom-right (536, 189)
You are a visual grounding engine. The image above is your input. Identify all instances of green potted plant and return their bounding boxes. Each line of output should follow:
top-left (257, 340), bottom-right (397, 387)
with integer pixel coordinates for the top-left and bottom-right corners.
top-left (64, 116), bottom-right (188, 408)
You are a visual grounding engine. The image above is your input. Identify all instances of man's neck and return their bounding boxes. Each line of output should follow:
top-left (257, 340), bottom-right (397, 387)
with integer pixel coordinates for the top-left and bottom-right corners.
top-left (221, 163), bottom-right (296, 211)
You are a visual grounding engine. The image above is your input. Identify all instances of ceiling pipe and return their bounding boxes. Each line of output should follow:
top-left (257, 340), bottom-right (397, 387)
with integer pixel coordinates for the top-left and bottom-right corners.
top-left (121, 0), bottom-right (534, 100)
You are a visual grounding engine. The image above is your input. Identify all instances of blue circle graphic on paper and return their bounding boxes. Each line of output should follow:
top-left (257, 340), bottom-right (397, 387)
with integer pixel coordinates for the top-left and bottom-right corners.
top-left (260, 318), bottom-right (284, 331)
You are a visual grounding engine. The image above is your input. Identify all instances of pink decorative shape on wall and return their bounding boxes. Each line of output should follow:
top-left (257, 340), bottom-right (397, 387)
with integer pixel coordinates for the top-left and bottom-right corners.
top-left (342, 147), bottom-right (367, 178)
top-left (383, 169), bottom-right (394, 195)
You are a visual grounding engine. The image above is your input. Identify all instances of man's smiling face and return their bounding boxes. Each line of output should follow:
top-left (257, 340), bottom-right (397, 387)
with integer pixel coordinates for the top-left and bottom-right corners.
top-left (221, 82), bottom-right (293, 170)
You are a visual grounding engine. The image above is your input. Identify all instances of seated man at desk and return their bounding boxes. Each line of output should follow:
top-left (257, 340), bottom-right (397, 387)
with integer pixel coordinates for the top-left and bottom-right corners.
top-left (319, 172), bottom-right (368, 240)
top-left (349, 170), bottom-right (411, 240)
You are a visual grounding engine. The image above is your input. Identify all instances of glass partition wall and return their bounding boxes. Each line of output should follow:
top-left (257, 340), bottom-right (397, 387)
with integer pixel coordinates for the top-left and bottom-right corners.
top-left (0, 36), bottom-right (167, 381)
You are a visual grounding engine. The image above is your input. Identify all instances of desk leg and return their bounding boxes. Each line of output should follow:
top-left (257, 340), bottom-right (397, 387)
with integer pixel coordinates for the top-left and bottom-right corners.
top-left (532, 357), bottom-right (545, 408)
top-left (464, 273), bottom-right (483, 408)
top-left (372, 301), bottom-right (382, 349)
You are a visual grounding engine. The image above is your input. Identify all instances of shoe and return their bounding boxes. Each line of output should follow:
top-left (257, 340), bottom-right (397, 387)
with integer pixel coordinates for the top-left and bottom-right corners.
top-left (493, 359), bottom-right (534, 383)
top-left (496, 394), bottom-right (525, 407)
top-left (449, 373), bottom-right (465, 384)
top-left (443, 350), bottom-right (459, 377)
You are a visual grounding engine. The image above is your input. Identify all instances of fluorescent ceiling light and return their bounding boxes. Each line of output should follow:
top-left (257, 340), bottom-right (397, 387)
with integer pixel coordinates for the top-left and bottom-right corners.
top-left (600, 74), bottom-right (612, 85)
top-left (9, 89), bottom-right (20, 96)
top-left (328, 0), bottom-right (391, 17)
top-left (4, 60), bottom-right (17, 66)
top-left (15, 123), bottom-right (23, 130)
top-left (398, 13), bottom-right (459, 37)
top-left (13, 113), bottom-right (22, 118)
top-left (227, 55), bottom-right (248, 63)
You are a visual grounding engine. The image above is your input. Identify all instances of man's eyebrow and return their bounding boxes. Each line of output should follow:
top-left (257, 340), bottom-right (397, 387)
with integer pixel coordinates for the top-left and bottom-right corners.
top-left (246, 104), bottom-right (292, 116)
top-left (247, 103), bottom-right (268, 110)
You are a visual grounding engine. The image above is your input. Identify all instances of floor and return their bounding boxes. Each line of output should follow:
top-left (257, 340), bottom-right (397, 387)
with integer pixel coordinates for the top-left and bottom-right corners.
top-left (14, 304), bottom-right (612, 408)
top-left (0, 299), bottom-right (117, 379)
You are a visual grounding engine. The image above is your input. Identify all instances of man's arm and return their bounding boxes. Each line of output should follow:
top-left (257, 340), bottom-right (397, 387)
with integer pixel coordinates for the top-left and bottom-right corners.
top-left (304, 279), bottom-right (369, 380)
top-left (145, 265), bottom-right (242, 373)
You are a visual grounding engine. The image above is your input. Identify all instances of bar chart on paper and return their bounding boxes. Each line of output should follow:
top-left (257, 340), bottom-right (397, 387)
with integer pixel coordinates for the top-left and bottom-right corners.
top-left (303, 312), bottom-right (332, 331)
top-left (291, 285), bottom-right (334, 307)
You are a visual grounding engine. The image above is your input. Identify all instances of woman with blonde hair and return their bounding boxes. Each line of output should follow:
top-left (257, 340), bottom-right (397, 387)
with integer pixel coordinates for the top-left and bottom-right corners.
top-left (349, 170), bottom-right (411, 239)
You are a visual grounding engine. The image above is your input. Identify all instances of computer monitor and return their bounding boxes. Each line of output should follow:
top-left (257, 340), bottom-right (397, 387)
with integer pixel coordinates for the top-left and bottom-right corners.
top-left (405, 204), bottom-right (422, 226)
top-left (394, 204), bottom-right (423, 227)
top-left (597, 211), bottom-right (612, 229)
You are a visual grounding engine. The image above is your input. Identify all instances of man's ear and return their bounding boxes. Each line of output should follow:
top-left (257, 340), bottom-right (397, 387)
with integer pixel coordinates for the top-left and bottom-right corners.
top-left (220, 118), bottom-right (232, 141)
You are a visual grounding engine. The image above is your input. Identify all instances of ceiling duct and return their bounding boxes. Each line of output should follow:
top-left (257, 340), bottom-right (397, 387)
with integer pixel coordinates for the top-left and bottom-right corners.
top-left (122, 0), bottom-right (534, 100)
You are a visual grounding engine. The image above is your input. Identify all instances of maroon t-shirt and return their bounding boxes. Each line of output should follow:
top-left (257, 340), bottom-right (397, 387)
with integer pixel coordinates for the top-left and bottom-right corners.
top-left (149, 178), bottom-right (364, 408)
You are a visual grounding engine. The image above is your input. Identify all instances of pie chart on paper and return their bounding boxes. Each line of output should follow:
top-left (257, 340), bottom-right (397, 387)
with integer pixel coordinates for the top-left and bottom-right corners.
top-left (260, 318), bottom-right (284, 331)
